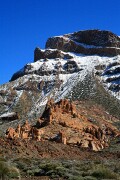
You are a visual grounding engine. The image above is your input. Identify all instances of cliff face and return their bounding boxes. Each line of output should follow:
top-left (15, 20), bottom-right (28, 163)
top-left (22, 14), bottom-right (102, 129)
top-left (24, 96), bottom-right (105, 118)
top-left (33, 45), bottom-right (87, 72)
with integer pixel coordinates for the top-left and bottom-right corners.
top-left (67, 30), bottom-right (120, 47)
top-left (34, 48), bottom-right (73, 62)
top-left (33, 30), bottom-right (120, 63)
top-left (45, 30), bottom-right (120, 57)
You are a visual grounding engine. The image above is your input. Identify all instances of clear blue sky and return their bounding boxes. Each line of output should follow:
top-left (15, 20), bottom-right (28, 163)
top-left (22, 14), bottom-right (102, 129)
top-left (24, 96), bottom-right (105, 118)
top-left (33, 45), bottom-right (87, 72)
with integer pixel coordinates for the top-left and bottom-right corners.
top-left (0, 0), bottom-right (120, 85)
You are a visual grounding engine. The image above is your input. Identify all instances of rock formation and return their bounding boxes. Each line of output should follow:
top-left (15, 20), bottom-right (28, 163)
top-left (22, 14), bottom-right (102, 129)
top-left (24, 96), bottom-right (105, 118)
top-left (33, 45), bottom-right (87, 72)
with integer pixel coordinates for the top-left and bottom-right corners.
top-left (46, 30), bottom-right (120, 56)
top-left (41, 98), bottom-right (79, 124)
top-left (34, 47), bottom-right (45, 61)
top-left (50, 131), bottom-right (67, 144)
top-left (37, 99), bottom-right (119, 151)
top-left (6, 127), bottom-right (19, 139)
top-left (5, 120), bottom-right (44, 141)
top-left (34, 48), bottom-right (73, 62)
top-left (5, 99), bottom-right (120, 151)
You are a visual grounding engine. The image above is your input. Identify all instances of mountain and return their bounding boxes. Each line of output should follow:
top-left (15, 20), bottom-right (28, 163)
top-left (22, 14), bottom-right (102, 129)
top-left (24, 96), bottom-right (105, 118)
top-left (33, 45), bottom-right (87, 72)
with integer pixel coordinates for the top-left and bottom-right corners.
top-left (0, 29), bottom-right (120, 138)
top-left (0, 29), bottom-right (120, 179)
top-left (0, 29), bottom-right (120, 125)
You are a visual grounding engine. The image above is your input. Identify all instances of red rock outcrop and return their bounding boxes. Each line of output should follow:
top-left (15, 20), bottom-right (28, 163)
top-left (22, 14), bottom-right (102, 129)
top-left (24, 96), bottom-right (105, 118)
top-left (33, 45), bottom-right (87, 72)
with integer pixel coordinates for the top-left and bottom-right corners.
top-left (5, 120), bottom-right (44, 141)
top-left (40, 99), bottom-right (120, 151)
top-left (41, 99), bottom-right (79, 122)
top-left (5, 99), bottom-right (120, 151)
top-left (31, 127), bottom-right (44, 141)
top-left (6, 127), bottom-right (19, 139)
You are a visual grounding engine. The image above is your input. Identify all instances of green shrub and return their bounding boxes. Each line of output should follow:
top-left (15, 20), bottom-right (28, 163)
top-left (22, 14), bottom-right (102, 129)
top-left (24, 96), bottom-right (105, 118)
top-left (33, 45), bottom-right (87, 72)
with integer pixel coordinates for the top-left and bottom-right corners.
top-left (0, 160), bottom-right (20, 180)
top-left (84, 176), bottom-right (97, 180)
top-left (0, 161), bottom-right (10, 180)
top-left (68, 175), bottom-right (85, 180)
top-left (40, 162), bottom-right (58, 171)
top-left (92, 166), bottom-right (118, 179)
top-left (11, 159), bottom-right (120, 179)
top-left (8, 166), bottom-right (20, 179)
top-left (27, 168), bottom-right (41, 176)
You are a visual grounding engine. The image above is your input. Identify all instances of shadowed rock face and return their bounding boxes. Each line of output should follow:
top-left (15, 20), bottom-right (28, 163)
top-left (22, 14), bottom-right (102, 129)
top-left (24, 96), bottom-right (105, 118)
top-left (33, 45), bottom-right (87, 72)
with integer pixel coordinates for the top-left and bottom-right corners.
top-left (34, 48), bottom-right (73, 62)
top-left (69, 30), bottom-right (120, 47)
top-left (46, 30), bottom-right (120, 56)
top-left (34, 47), bottom-right (45, 61)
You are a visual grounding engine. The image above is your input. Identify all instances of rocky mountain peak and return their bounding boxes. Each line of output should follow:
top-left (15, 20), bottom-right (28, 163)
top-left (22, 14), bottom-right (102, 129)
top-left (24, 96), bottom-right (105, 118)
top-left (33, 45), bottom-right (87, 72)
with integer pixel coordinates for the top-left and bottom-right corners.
top-left (67, 29), bottom-right (120, 47)
top-left (45, 29), bottom-right (120, 56)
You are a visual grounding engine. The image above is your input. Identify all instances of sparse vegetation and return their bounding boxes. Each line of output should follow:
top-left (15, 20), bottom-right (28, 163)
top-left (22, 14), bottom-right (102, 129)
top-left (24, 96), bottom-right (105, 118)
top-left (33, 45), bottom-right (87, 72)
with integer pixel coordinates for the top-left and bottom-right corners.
top-left (0, 159), bottom-right (20, 179)
top-left (12, 158), bottom-right (120, 179)
top-left (66, 73), bottom-right (120, 118)
top-left (92, 166), bottom-right (118, 179)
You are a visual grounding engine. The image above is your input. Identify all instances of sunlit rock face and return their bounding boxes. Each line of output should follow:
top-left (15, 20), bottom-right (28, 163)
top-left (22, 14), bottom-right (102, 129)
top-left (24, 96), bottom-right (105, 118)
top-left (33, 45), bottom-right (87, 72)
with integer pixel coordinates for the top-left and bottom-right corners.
top-left (5, 99), bottom-right (120, 151)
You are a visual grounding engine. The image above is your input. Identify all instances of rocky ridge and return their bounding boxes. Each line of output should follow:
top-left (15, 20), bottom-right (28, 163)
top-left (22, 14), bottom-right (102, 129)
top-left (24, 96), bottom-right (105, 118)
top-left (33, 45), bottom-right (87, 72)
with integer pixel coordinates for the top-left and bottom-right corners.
top-left (46, 29), bottom-right (120, 56)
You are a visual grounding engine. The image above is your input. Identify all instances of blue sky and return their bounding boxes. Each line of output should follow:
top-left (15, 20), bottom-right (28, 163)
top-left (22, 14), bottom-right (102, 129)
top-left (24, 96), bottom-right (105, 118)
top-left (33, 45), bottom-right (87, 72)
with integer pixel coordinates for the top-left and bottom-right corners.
top-left (0, 0), bottom-right (120, 84)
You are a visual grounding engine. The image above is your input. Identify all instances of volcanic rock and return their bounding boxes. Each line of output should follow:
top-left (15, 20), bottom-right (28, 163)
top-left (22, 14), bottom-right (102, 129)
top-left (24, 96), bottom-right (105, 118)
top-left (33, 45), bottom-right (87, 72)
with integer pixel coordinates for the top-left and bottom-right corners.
top-left (34, 47), bottom-right (45, 61)
top-left (46, 30), bottom-right (120, 56)
top-left (5, 120), bottom-right (44, 141)
top-left (34, 48), bottom-right (73, 62)
top-left (5, 99), bottom-right (120, 151)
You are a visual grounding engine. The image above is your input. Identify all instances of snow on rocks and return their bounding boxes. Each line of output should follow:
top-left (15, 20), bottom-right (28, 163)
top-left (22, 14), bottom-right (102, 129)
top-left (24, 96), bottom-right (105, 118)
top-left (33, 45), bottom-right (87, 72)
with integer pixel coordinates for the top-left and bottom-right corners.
top-left (0, 52), bottom-right (120, 119)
